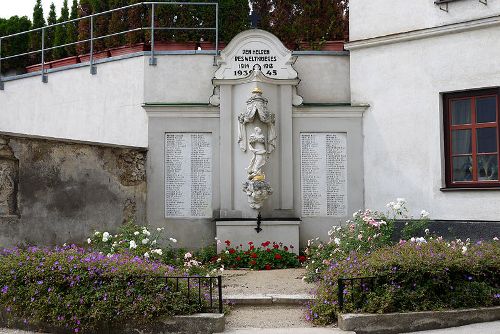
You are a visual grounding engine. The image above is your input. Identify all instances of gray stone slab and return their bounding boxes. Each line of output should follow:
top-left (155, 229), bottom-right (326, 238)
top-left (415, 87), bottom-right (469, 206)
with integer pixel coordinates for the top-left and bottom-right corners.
top-left (338, 306), bottom-right (500, 334)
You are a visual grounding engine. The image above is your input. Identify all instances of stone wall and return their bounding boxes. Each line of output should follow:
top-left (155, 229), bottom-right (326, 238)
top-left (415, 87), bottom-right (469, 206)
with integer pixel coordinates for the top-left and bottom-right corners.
top-left (0, 135), bottom-right (146, 247)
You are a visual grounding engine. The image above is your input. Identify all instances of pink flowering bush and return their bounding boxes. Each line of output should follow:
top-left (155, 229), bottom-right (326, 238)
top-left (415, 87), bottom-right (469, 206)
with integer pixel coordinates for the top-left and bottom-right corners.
top-left (307, 238), bottom-right (500, 325)
top-left (0, 245), bottom-right (209, 332)
top-left (304, 199), bottom-right (429, 281)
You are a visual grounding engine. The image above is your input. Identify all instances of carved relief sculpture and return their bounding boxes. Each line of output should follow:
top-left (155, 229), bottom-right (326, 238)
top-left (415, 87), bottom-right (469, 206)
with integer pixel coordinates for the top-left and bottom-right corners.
top-left (241, 87), bottom-right (275, 210)
top-left (0, 164), bottom-right (15, 215)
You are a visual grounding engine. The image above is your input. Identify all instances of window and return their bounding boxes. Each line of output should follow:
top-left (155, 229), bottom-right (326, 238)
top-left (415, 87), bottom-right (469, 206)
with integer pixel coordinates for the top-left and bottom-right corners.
top-left (444, 88), bottom-right (500, 188)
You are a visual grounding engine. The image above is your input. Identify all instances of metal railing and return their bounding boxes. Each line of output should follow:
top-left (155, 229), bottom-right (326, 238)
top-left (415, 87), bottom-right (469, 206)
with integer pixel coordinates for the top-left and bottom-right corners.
top-left (0, 1), bottom-right (219, 90)
top-left (22, 273), bottom-right (224, 314)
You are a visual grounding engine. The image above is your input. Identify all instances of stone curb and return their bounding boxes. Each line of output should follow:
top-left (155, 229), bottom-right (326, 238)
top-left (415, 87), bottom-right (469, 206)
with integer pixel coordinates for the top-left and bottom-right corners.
top-left (0, 311), bottom-right (225, 334)
top-left (338, 306), bottom-right (500, 334)
top-left (224, 294), bottom-right (314, 305)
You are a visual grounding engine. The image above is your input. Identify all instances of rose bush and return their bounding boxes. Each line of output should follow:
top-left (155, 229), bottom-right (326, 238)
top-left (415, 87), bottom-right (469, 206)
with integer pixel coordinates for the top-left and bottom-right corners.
top-left (307, 238), bottom-right (500, 325)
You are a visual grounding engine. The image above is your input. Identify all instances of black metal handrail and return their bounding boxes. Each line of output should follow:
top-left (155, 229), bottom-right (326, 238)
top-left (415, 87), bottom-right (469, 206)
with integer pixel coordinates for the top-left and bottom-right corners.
top-left (14, 273), bottom-right (224, 314)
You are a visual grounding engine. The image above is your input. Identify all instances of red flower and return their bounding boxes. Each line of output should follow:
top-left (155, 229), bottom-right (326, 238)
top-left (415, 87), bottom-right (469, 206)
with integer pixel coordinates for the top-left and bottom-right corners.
top-left (262, 241), bottom-right (271, 247)
top-left (225, 240), bottom-right (231, 246)
top-left (250, 253), bottom-right (258, 258)
top-left (284, 246), bottom-right (288, 251)
top-left (265, 264), bottom-right (272, 270)
top-left (249, 245), bottom-right (255, 250)
top-left (273, 244), bottom-right (279, 249)
top-left (274, 254), bottom-right (282, 260)
top-left (249, 260), bottom-right (256, 266)
top-left (298, 255), bottom-right (307, 263)
top-left (210, 256), bottom-right (219, 263)
top-left (290, 245), bottom-right (294, 249)
top-left (266, 248), bottom-right (271, 252)
top-left (236, 256), bottom-right (241, 261)
top-left (248, 241), bottom-right (253, 245)
top-left (229, 248), bottom-right (236, 254)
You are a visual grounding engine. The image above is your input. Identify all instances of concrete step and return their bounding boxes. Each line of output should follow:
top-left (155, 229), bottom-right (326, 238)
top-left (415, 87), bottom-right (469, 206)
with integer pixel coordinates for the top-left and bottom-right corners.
top-left (224, 294), bottom-right (314, 306)
top-left (225, 305), bottom-right (313, 329)
top-left (224, 328), bottom-right (353, 334)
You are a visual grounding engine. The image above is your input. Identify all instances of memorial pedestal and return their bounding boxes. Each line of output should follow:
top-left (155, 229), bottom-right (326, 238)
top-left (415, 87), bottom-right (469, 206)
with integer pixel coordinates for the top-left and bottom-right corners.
top-left (215, 219), bottom-right (301, 254)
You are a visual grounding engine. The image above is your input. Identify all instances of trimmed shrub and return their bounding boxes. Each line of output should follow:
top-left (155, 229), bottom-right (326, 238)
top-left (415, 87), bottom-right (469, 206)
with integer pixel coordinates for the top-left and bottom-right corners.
top-left (307, 239), bottom-right (500, 324)
top-left (0, 245), bottom-right (211, 333)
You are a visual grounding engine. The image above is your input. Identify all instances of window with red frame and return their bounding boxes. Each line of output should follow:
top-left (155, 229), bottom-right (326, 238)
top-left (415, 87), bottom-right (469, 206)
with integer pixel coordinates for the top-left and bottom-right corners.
top-left (444, 88), bottom-right (500, 188)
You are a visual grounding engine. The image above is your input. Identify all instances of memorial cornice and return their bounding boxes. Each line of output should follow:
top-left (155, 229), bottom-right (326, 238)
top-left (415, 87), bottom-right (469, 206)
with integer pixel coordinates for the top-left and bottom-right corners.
top-left (346, 14), bottom-right (500, 50)
top-left (293, 104), bottom-right (368, 118)
top-left (143, 103), bottom-right (220, 117)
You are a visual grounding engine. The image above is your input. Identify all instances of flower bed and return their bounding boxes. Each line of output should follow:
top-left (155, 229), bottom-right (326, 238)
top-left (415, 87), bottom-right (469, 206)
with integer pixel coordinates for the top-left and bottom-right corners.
top-left (215, 240), bottom-right (304, 270)
top-left (0, 245), bottom-right (214, 333)
top-left (307, 238), bottom-right (500, 325)
top-left (304, 198), bottom-right (429, 282)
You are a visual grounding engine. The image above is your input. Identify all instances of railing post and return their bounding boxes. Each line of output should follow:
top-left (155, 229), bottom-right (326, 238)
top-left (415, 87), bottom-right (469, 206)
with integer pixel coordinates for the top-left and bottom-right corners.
top-left (217, 275), bottom-right (223, 313)
top-left (41, 27), bottom-right (48, 83)
top-left (89, 15), bottom-right (97, 75)
top-left (149, 3), bottom-right (157, 66)
top-left (214, 3), bottom-right (219, 66)
top-left (0, 38), bottom-right (4, 90)
top-left (338, 278), bottom-right (344, 310)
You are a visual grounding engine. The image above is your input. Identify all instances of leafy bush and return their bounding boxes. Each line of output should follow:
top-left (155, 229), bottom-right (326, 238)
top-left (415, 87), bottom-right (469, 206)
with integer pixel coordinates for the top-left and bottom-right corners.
top-left (0, 245), bottom-right (210, 333)
top-left (304, 198), bottom-right (429, 282)
top-left (217, 240), bottom-right (302, 270)
top-left (307, 238), bottom-right (500, 324)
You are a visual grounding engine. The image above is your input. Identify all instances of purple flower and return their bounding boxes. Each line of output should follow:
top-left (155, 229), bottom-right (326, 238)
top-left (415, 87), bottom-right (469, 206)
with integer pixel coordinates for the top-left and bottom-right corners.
top-left (1, 286), bottom-right (8, 294)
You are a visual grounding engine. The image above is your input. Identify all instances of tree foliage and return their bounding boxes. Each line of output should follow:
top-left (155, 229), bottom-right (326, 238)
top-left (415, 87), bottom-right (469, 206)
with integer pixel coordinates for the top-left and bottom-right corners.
top-left (53, 0), bottom-right (70, 59)
top-left (65, 0), bottom-right (79, 56)
top-left (0, 16), bottom-right (32, 73)
top-left (76, 0), bottom-right (92, 54)
top-left (45, 3), bottom-right (57, 60)
top-left (29, 0), bottom-right (45, 64)
top-left (252, 0), bottom-right (348, 49)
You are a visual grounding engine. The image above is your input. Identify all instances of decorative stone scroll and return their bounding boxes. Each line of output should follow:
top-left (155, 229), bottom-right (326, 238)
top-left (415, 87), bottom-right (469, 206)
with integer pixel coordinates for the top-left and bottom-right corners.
top-left (0, 138), bottom-right (18, 216)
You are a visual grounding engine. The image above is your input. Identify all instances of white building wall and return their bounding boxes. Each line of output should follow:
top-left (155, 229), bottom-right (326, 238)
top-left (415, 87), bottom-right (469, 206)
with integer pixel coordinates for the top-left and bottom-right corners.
top-left (0, 53), bottom-right (350, 148)
top-left (350, 24), bottom-right (500, 220)
top-left (0, 57), bottom-right (147, 148)
top-left (350, 0), bottom-right (500, 40)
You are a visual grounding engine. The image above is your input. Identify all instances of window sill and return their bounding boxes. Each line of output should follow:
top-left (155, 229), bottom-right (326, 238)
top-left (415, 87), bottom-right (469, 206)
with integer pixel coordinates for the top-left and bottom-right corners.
top-left (440, 187), bottom-right (500, 191)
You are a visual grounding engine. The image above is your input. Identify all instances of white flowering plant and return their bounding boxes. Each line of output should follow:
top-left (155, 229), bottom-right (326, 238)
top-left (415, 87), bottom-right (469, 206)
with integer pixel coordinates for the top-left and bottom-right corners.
top-left (304, 199), bottom-right (430, 282)
top-left (88, 222), bottom-right (176, 263)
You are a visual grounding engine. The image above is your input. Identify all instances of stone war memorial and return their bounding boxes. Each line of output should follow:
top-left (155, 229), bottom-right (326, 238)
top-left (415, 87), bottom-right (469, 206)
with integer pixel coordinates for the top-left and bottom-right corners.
top-left (147, 29), bottom-right (363, 251)
top-left (0, 0), bottom-right (500, 332)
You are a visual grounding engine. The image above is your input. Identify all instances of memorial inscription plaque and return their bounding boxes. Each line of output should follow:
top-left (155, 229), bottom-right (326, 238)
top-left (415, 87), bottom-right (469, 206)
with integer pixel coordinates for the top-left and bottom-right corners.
top-left (301, 133), bottom-right (347, 217)
top-left (165, 133), bottom-right (212, 218)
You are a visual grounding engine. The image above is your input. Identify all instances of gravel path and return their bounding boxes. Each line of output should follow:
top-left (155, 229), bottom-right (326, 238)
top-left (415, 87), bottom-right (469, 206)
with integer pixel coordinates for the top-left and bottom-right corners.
top-left (222, 268), bottom-right (315, 296)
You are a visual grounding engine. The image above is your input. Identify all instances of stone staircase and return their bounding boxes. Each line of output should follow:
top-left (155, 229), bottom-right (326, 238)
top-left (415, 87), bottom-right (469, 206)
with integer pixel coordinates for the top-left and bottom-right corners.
top-left (221, 269), bottom-right (319, 331)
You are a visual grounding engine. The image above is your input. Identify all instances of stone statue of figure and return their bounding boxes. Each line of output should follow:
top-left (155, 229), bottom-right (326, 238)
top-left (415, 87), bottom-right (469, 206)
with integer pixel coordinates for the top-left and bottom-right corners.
top-left (247, 127), bottom-right (267, 177)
